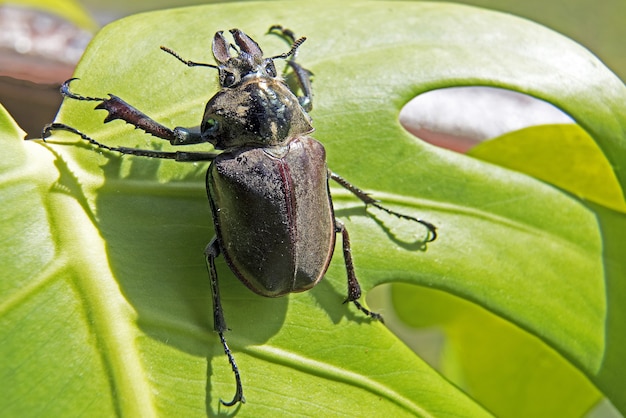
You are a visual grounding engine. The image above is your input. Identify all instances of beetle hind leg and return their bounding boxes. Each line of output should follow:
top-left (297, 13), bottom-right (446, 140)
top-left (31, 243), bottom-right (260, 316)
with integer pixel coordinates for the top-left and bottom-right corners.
top-left (330, 171), bottom-right (437, 242)
top-left (335, 220), bottom-right (384, 323)
top-left (205, 238), bottom-right (246, 406)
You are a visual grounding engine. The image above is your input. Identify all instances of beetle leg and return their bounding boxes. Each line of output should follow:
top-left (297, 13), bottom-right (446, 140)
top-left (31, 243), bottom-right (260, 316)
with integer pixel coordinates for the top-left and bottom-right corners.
top-left (330, 171), bottom-right (437, 242)
top-left (268, 25), bottom-right (297, 44)
top-left (335, 220), bottom-right (384, 323)
top-left (285, 61), bottom-right (313, 112)
top-left (268, 25), bottom-right (313, 112)
top-left (205, 238), bottom-right (245, 406)
top-left (58, 78), bottom-right (206, 146)
top-left (41, 123), bottom-right (218, 161)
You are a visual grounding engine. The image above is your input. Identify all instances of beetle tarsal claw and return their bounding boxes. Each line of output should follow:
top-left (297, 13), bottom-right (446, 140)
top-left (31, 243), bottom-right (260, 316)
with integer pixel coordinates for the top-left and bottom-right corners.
top-left (351, 300), bottom-right (385, 324)
top-left (220, 391), bottom-right (245, 407)
top-left (217, 331), bottom-right (245, 406)
top-left (60, 78), bottom-right (107, 102)
top-left (420, 220), bottom-right (438, 242)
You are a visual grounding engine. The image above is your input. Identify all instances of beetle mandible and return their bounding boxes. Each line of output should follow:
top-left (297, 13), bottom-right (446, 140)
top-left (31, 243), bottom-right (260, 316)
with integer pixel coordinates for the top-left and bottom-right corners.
top-left (41, 26), bottom-right (437, 406)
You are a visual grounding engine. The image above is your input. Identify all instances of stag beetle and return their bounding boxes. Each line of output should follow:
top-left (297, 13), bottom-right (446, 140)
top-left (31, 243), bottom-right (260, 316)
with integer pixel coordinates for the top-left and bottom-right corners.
top-left (41, 26), bottom-right (437, 406)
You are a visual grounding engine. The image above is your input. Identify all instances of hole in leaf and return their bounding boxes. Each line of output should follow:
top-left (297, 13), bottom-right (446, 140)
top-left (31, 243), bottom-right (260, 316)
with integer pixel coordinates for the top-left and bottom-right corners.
top-left (399, 86), bottom-right (572, 153)
top-left (400, 86), bottom-right (625, 211)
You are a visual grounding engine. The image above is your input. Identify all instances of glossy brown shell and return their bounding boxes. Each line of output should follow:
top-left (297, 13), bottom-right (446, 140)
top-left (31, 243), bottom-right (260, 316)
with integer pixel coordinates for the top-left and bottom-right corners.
top-left (207, 135), bottom-right (335, 297)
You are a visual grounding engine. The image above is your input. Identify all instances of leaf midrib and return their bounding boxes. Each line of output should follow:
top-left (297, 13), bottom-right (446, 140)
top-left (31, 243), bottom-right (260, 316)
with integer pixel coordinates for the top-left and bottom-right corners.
top-left (43, 158), bottom-right (159, 417)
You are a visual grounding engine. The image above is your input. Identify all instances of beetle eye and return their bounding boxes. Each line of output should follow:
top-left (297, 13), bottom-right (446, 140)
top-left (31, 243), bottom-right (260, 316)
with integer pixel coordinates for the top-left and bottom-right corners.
top-left (205, 118), bottom-right (219, 132)
top-left (222, 71), bottom-right (237, 87)
top-left (265, 62), bottom-right (277, 77)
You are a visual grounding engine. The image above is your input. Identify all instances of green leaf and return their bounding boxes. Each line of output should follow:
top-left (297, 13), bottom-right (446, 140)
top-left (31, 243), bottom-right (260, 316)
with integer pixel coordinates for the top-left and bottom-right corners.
top-left (468, 123), bottom-right (626, 212)
top-left (1, 1), bottom-right (625, 416)
top-left (389, 284), bottom-right (602, 417)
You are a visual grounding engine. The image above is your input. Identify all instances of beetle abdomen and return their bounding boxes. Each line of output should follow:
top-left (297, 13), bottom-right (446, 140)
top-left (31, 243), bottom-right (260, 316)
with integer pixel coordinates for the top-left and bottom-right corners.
top-left (207, 136), bottom-right (335, 297)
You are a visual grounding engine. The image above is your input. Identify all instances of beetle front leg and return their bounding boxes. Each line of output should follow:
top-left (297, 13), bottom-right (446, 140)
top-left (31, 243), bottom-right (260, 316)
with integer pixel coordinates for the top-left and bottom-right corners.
top-left (205, 238), bottom-right (245, 406)
top-left (268, 25), bottom-right (313, 112)
top-left (335, 220), bottom-right (384, 323)
top-left (59, 78), bottom-right (205, 145)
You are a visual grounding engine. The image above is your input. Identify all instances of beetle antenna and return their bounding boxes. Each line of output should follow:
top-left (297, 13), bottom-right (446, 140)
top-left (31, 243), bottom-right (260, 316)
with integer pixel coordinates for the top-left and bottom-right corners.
top-left (160, 46), bottom-right (218, 69)
top-left (271, 37), bottom-right (306, 60)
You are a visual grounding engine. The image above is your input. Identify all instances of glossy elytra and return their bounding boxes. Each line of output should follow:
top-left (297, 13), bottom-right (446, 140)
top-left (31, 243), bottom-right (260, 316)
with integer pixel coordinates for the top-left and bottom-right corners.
top-left (41, 26), bottom-right (437, 406)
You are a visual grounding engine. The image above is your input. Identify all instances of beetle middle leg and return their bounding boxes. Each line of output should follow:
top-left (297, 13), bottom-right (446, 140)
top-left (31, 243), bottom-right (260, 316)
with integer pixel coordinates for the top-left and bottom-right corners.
top-left (336, 220), bottom-right (384, 322)
top-left (42, 123), bottom-right (218, 162)
top-left (205, 238), bottom-right (245, 406)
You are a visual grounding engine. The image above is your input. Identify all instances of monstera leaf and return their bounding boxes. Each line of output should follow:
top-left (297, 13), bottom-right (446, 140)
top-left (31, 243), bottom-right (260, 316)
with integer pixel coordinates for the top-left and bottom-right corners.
top-left (1, 1), bottom-right (624, 417)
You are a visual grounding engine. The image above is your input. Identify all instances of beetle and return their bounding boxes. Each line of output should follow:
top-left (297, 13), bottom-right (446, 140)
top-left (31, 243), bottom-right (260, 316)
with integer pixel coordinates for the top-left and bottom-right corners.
top-left (41, 26), bottom-right (437, 406)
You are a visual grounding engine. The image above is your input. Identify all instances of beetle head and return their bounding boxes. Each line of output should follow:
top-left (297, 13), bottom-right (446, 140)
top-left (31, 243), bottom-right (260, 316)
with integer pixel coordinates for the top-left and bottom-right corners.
top-left (199, 29), bottom-right (313, 149)
top-left (212, 29), bottom-right (281, 89)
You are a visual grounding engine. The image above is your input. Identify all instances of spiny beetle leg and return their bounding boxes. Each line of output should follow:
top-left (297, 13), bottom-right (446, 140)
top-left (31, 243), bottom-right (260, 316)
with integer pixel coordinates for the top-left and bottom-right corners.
top-left (330, 171), bottom-right (437, 242)
top-left (41, 123), bottom-right (218, 162)
top-left (205, 239), bottom-right (245, 406)
top-left (335, 220), bottom-right (384, 323)
top-left (59, 79), bottom-right (205, 146)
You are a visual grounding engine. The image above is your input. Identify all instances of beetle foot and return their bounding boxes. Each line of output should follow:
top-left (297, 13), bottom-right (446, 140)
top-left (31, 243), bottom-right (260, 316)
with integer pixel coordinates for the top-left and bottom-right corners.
top-left (220, 391), bottom-right (245, 407)
top-left (267, 25), bottom-right (296, 44)
top-left (349, 300), bottom-right (385, 324)
top-left (217, 331), bottom-right (246, 406)
top-left (60, 78), bottom-right (107, 102)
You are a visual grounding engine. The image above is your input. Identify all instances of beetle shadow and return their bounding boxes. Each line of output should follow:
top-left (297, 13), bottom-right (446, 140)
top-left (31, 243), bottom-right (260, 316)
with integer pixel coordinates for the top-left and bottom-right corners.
top-left (90, 155), bottom-right (288, 415)
top-left (334, 206), bottom-right (433, 252)
top-left (310, 278), bottom-right (378, 326)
